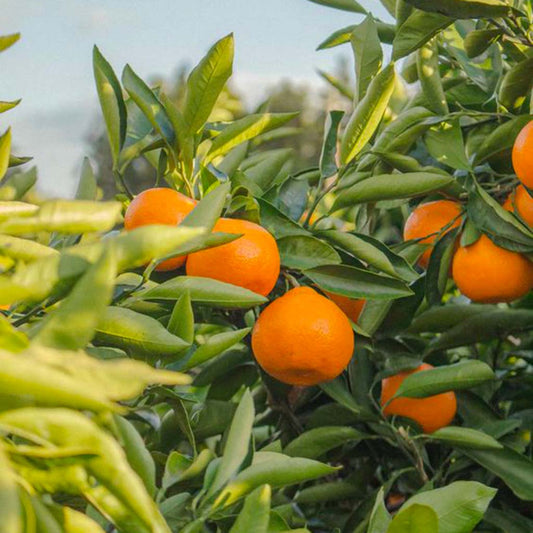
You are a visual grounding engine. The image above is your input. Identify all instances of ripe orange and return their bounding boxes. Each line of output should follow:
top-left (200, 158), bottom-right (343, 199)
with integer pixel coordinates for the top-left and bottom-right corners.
top-left (403, 200), bottom-right (462, 268)
top-left (503, 185), bottom-right (533, 227)
top-left (452, 234), bottom-right (532, 303)
top-left (381, 363), bottom-right (457, 433)
top-left (512, 121), bottom-right (533, 189)
top-left (124, 188), bottom-right (197, 271)
top-left (324, 291), bottom-right (365, 324)
top-left (251, 286), bottom-right (354, 386)
top-left (186, 218), bottom-right (280, 296)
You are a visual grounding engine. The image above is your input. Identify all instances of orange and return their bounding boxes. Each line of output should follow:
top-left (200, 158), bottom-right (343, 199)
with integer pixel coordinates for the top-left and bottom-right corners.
top-left (124, 188), bottom-right (197, 271)
top-left (324, 291), bottom-right (365, 324)
top-left (251, 286), bottom-right (354, 386)
top-left (503, 185), bottom-right (533, 227)
top-left (452, 233), bottom-right (532, 303)
top-left (381, 363), bottom-right (457, 433)
top-left (512, 121), bottom-right (533, 189)
top-left (403, 200), bottom-right (462, 268)
top-left (186, 218), bottom-right (280, 296)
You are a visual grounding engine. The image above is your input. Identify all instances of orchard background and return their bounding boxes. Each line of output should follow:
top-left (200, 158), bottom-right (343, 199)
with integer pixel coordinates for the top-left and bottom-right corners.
top-left (1, 0), bottom-right (533, 532)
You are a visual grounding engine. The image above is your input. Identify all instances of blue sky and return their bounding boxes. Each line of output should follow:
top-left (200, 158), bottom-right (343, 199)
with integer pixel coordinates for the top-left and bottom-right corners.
top-left (2, 0), bottom-right (388, 197)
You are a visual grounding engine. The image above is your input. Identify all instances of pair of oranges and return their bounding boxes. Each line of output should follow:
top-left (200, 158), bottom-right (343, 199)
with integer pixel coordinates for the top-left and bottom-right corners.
top-left (404, 118), bottom-right (533, 305)
top-left (124, 188), bottom-right (280, 297)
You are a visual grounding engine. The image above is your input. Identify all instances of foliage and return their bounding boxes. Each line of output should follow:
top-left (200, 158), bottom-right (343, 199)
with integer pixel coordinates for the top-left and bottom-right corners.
top-left (1, 1), bottom-right (533, 531)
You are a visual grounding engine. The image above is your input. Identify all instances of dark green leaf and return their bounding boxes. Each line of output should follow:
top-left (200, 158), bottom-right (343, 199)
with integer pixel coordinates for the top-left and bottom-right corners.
top-left (93, 47), bottom-right (127, 164)
top-left (394, 360), bottom-right (494, 398)
top-left (277, 235), bottom-right (341, 270)
top-left (307, 0), bottom-right (366, 13)
top-left (340, 63), bottom-right (396, 164)
top-left (333, 172), bottom-right (453, 210)
top-left (351, 15), bottom-right (383, 102)
top-left (305, 264), bottom-right (413, 299)
top-left (183, 34), bottom-right (234, 134)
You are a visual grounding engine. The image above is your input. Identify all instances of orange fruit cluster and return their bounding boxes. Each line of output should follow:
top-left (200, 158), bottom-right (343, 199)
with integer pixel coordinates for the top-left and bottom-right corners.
top-left (123, 187), bottom-right (280, 296)
top-left (123, 189), bottom-right (356, 387)
top-left (402, 140), bottom-right (533, 304)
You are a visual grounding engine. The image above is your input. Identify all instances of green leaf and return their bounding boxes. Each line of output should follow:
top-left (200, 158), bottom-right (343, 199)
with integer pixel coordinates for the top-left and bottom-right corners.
top-left (214, 453), bottom-right (337, 508)
top-left (284, 426), bottom-right (364, 459)
top-left (0, 200), bottom-right (122, 235)
top-left (320, 376), bottom-right (371, 417)
top-left (182, 181), bottom-right (230, 232)
top-left (0, 99), bottom-right (21, 114)
top-left (0, 408), bottom-right (171, 533)
top-left (0, 234), bottom-right (57, 262)
top-left (243, 148), bottom-right (293, 191)
top-left (306, 0), bottom-right (366, 12)
top-left (0, 166), bottom-right (37, 200)
top-left (32, 247), bottom-right (117, 350)
top-left (461, 447), bottom-right (533, 501)
top-left (468, 177), bottom-right (533, 252)
top-left (368, 487), bottom-right (392, 533)
top-left (320, 110), bottom-right (344, 178)
top-left (483, 508), bottom-right (533, 533)
top-left (182, 328), bottom-right (250, 369)
top-left (304, 264), bottom-right (413, 299)
top-left (229, 487), bottom-right (271, 533)
top-left (351, 15), bottom-right (383, 103)
top-left (464, 29), bottom-right (502, 58)
top-left (76, 157), bottom-right (98, 200)
top-left (428, 426), bottom-right (502, 450)
top-left (122, 64), bottom-right (174, 146)
top-left (408, 304), bottom-right (493, 333)
top-left (400, 481), bottom-right (496, 533)
top-left (93, 46), bottom-right (127, 164)
top-left (425, 228), bottom-right (458, 305)
top-left (333, 172), bottom-right (453, 210)
top-left (404, 0), bottom-right (513, 18)
top-left (0, 315), bottom-right (29, 353)
top-left (473, 115), bottom-right (532, 165)
top-left (138, 276), bottom-right (267, 308)
top-left (257, 198), bottom-right (309, 238)
top-left (167, 291), bottom-right (194, 343)
top-left (0, 127), bottom-right (12, 180)
top-left (393, 11), bottom-right (452, 60)
top-left (94, 306), bottom-right (190, 360)
top-left (277, 235), bottom-right (341, 270)
top-left (114, 415), bottom-right (156, 496)
top-left (208, 389), bottom-right (255, 495)
top-left (0, 33), bottom-right (20, 52)
top-left (425, 120), bottom-right (470, 170)
top-left (0, 448), bottom-right (22, 533)
top-left (416, 39), bottom-right (448, 115)
top-left (499, 56), bottom-right (533, 110)
top-left (3, 225), bottom-right (205, 306)
top-left (387, 504), bottom-right (438, 533)
top-left (205, 113), bottom-right (298, 163)
top-left (429, 308), bottom-right (533, 350)
top-left (183, 34), bottom-right (234, 134)
top-left (296, 480), bottom-right (361, 504)
top-left (393, 361), bottom-right (494, 399)
top-left (319, 230), bottom-right (418, 281)
top-left (317, 69), bottom-right (355, 100)
top-left (340, 63), bottom-right (396, 164)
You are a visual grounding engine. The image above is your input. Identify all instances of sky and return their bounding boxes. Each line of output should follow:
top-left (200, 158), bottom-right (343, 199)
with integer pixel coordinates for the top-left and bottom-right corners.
top-left (2, 0), bottom-right (388, 197)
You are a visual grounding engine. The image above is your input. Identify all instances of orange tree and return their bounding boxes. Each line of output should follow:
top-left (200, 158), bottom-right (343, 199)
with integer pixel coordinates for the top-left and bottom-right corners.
top-left (1, 0), bottom-right (533, 531)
